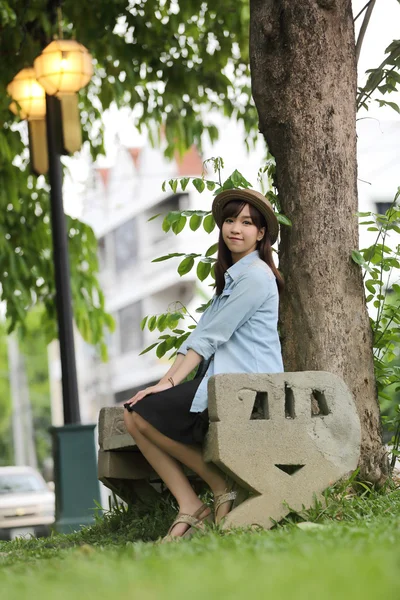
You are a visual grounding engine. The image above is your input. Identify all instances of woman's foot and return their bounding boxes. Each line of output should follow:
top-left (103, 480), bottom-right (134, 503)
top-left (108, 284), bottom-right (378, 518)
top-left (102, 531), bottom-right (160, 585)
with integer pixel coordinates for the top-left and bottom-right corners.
top-left (213, 486), bottom-right (237, 525)
top-left (165, 502), bottom-right (211, 539)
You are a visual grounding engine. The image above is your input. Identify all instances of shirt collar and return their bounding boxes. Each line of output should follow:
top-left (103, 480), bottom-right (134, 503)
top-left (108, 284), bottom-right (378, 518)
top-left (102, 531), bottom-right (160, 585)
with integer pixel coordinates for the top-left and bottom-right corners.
top-left (225, 250), bottom-right (260, 282)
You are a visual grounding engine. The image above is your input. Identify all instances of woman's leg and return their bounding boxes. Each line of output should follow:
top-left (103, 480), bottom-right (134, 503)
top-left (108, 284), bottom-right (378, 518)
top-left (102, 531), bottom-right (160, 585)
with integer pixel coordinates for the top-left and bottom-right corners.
top-left (123, 411), bottom-right (209, 537)
top-left (124, 411), bottom-right (232, 521)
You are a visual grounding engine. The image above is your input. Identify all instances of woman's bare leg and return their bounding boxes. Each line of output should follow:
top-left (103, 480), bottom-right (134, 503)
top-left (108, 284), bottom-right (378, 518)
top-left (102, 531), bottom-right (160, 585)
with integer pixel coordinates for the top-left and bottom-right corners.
top-left (124, 411), bottom-right (210, 536)
top-left (124, 412), bottom-right (232, 524)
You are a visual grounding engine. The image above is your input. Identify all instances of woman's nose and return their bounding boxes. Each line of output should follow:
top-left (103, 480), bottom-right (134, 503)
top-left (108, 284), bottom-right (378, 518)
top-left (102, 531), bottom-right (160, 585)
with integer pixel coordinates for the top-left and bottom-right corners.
top-left (231, 222), bottom-right (241, 233)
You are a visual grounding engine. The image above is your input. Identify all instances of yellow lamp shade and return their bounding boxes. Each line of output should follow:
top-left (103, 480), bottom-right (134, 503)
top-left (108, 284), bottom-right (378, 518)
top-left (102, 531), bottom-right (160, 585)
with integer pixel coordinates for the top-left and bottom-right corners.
top-left (33, 39), bottom-right (93, 96)
top-left (7, 68), bottom-right (46, 120)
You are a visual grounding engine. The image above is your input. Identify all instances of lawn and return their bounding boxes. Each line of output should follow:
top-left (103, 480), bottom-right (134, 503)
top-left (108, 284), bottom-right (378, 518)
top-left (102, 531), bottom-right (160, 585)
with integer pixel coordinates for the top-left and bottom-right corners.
top-left (0, 484), bottom-right (399, 600)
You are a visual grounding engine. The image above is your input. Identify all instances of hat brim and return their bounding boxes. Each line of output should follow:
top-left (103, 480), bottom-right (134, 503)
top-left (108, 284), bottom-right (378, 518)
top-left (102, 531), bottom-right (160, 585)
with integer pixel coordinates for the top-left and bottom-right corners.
top-left (212, 189), bottom-right (279, 245)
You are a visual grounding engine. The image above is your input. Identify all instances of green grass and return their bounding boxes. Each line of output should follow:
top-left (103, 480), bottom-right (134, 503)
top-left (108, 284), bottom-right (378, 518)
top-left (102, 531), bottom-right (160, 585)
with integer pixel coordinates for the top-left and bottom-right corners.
top-left (0, 485), bottom-right (399, 600)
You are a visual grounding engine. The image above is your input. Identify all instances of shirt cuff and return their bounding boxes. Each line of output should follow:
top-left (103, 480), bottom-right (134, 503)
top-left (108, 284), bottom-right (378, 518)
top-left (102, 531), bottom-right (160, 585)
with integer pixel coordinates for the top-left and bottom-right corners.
top-left (187, 339), bottom-right (215, 361)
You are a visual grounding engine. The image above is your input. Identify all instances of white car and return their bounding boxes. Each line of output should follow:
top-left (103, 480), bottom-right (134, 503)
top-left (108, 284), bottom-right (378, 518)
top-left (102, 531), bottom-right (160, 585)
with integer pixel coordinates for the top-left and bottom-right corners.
top-left (0, 466), bottom-right (55, 541)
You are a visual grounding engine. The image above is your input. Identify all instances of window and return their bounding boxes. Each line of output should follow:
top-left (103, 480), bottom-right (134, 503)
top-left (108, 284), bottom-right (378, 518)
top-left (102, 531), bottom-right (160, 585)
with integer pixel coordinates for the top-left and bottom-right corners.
top-left (118, 301), bottom-right (143, 354)
top-left (114, 217), bottom-right (138, 273)
top-left (97, 236), bottom-right (107, 271)
top-left (375, 201), bottom-right (398, 215)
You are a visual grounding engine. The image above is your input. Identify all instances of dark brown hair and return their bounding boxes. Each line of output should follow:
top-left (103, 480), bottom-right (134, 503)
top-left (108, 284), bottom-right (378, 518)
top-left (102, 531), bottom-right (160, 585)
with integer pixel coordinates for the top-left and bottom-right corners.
top-left (214, 200), bottom-right (284, 296)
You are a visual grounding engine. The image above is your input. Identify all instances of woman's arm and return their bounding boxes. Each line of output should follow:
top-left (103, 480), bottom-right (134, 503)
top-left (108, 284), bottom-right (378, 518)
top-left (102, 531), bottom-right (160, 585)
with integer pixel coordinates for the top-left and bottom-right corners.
top-left (124, 349), bottom-right (203, 407)
top-left (166, 349), bottom-right (202, 385)
top-left (158, 353), bottom-right (185, 385)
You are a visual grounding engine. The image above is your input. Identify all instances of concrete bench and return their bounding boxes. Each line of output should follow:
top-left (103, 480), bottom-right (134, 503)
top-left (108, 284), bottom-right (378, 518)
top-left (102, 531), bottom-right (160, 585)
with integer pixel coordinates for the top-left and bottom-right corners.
top-left (98, 371), bottom-right (361, 529)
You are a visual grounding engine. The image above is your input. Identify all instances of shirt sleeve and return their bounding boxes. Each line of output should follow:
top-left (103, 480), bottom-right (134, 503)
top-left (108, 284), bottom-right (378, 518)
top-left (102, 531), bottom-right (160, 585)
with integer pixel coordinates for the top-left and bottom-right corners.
top-left (177, 298), bottom-right (215, 356)
top-left (186, 269), bottom-right (276, 360)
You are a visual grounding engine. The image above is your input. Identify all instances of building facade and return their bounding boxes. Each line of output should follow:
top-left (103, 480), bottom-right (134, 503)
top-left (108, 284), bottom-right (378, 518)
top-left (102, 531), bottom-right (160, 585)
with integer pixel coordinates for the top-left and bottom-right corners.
top-left (49, 142), bottom-right (217, 426)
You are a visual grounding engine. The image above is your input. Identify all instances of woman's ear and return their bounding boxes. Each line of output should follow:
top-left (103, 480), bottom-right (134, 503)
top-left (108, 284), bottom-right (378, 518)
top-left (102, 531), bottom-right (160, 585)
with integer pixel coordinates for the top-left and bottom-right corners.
top-left (257, 227), bottom-right (266, 242)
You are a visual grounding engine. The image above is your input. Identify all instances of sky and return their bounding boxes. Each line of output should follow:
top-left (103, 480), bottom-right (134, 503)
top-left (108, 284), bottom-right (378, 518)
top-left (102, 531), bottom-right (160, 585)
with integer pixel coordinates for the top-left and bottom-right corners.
top-left (63, 0), bottom-right (400, 216)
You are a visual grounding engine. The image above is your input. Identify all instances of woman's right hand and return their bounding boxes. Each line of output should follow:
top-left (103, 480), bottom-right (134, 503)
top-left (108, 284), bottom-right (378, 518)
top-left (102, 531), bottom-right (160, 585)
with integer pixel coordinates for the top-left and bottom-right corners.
top-left (123, 381), bottom-right (173, 409)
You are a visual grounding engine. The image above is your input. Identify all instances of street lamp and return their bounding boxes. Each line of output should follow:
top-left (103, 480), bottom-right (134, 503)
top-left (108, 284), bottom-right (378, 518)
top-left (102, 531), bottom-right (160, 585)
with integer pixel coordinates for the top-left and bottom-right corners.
top-left (34, 40), bottom-right (93, 155)
top-left (7, 68), bottom-right (46, 120)
top-left (7, 40), bottom-right (101, 533)
top-left (7, 68), bottom-right (48, 174)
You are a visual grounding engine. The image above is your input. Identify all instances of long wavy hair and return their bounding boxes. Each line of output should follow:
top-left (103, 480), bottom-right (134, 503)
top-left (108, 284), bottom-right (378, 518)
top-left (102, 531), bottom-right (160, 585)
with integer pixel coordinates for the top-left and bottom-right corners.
top-left (214, 200), bottom-right (284, 296)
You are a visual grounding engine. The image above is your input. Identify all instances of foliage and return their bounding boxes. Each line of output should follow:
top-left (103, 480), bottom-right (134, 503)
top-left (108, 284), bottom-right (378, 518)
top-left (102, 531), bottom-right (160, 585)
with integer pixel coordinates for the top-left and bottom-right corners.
top-left (0, 0), bottom-right (255, 344)
top-left (0, 307), bottom-right (53, 468)
top-left (139, 157), bottom-right (290, 359)
top-left (352, 188), bottom-right (400, 468)
top-left (0, 321), bottom-right (12, 466)
top-left (357, 39), bottom-right (400, 115)
top-left (17, 307), bottom-right (52, 468)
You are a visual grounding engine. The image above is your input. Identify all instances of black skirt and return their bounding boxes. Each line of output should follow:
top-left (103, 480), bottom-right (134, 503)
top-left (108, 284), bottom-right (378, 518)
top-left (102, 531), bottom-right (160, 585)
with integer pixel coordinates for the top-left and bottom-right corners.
top-left (127, 376), bottom-right (209, 445)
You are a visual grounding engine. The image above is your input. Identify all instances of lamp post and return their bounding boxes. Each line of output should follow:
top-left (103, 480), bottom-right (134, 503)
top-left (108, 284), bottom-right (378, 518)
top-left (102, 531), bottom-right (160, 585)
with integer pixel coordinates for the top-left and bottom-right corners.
top-left (7, 40), bottom-right (101, 533)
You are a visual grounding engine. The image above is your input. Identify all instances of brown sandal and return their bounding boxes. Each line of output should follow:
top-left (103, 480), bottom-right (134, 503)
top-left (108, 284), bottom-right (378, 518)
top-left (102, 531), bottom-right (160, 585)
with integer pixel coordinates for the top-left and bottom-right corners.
top-left (162, 503), bottom-right (211, 542)
top-left (214, 488), bottom-right (238, 525)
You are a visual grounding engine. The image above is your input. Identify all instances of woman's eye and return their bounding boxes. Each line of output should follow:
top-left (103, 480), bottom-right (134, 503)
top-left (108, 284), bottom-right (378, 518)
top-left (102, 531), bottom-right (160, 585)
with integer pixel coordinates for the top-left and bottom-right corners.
top-left (225, 218), bottom-right (233, 223)
top-left (243, 220), bottom-right (252, 225)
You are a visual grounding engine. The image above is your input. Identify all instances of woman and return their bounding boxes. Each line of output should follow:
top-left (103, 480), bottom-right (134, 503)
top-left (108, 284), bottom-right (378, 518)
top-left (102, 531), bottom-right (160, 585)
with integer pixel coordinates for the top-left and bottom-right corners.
top-left (123, 188), bottom-right (284, 539)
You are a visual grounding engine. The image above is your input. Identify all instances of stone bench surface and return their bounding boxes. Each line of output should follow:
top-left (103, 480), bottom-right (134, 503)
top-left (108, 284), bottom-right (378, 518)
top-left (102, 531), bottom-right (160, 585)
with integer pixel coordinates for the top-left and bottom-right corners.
top-left (98, 371), bottom-right (361, 529)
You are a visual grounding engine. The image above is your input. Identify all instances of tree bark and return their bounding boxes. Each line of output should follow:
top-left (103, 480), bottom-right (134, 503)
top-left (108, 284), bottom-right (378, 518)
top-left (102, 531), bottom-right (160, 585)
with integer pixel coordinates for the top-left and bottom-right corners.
top-left (249, 0), bottom-right (388, 484)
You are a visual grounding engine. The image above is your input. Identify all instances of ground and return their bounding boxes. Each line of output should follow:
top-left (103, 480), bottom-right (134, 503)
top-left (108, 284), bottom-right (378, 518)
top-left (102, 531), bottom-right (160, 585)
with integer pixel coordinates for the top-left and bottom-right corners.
top-left (0, 482), bottom-right (399, 600)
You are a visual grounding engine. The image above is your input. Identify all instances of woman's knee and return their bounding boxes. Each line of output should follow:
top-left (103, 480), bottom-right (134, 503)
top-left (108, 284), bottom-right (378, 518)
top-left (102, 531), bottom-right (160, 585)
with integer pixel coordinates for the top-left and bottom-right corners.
top-left (123, 409), bottom-right (137, 433)
top-left (131, 412), bottom-right (149, 434)
top-left (123, 409), bottom-right (147, 435)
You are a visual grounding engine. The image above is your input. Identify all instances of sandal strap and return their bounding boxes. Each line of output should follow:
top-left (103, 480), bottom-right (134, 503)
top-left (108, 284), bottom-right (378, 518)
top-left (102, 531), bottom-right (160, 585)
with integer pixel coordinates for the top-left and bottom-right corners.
top-left (214, 491), bottom-right (237, 513)
top-left (166, 504), bottom-right (210, 536)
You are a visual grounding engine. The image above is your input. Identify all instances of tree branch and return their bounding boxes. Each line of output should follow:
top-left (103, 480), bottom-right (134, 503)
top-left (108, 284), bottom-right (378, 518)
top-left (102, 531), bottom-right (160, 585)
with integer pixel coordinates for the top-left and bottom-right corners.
top-left (355, 0), bottom-right (376, 64)
top-left (353, 0), bottom-right (373, 23)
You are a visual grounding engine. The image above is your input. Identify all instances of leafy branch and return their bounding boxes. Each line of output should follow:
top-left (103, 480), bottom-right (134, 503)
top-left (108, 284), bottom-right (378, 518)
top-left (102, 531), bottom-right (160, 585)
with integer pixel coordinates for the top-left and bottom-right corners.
top-left (352, 188), bottom-right (400, 470)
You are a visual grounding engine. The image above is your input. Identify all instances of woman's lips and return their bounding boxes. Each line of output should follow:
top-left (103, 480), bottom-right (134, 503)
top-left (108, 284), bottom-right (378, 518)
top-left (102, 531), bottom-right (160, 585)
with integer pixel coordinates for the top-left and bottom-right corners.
top-left (228, 237), bottom-right (242, 241)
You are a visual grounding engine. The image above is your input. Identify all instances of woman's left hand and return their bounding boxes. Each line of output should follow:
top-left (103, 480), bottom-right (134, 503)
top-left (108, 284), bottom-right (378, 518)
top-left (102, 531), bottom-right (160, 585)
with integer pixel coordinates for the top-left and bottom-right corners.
top-left (123, 381), bottom-right (173, 408)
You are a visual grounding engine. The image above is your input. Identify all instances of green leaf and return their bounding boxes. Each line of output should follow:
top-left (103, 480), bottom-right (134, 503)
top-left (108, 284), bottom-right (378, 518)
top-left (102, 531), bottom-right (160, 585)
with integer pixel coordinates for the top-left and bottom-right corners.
top-left (152, 253), bottom-right (185, 263)
top-left (139, 342), bottom-right (158, 356)
top-left (140, 316), bottom-right (148, 331)
top-left (206, 243), bottom-right (218, 257)
top-left (172, 215), bottom-right (187, 234)
top-left (277, 214), bottom-right (292, 226)
top-left (180, 177), bottom-right (190, 191)
top-left (351, 250), bottom-right (364, 266)
top-left (169, 179), bottom-right (178, 193)
top-left (167, 313), bottom-right (182, 329)
top-left (376, 99), bottom-right (400, 114)
top-left (365, 280), bottom-right (378, 294)
top-left (157, 314), bottom-right (168, 331)
top-left (197, 261), bottom-right (211, 281)
top-left (206, 181), bottom-right (216, 191)
top-left (156, 341), bottom-right (167, 358)
top-left (166, 211), bottom-right (182, 224)
top-left (193, 178), bottom-right (205, 193)
top-left (189, 214), bottom-right (202, 231)
top-left (203, 214), bottom-right (216, 233)
top-left (162, 217), bottom-right (171, 233)
top-left (178, 256), bottom-right (195, 276)
top-left (147, 213), bottom-right (161, 222)
top-left (148, 316), bottom-right (157, 332)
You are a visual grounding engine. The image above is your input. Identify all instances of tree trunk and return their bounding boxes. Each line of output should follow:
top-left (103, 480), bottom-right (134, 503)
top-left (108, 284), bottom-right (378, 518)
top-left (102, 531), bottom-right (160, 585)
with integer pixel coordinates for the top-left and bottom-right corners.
top-left (249, 0), bottom-right (388, 484)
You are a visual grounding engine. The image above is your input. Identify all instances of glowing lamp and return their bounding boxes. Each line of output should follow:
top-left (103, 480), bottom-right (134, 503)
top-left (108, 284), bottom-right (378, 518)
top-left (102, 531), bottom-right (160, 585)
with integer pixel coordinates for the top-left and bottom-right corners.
top-left (33, 39), bottom-right (93, 96)
top-left (6, 68), bottom-right (46, 120)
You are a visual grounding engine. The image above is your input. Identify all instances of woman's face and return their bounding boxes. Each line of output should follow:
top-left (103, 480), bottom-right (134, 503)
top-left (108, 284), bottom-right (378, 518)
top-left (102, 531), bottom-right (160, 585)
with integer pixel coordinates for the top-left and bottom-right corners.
top-left (222, 203), bottom-right (265, 263)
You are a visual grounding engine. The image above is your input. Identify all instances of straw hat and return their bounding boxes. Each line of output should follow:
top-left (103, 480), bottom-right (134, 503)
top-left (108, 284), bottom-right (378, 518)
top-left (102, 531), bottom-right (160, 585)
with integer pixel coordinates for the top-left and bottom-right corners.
top-left (212, 188), bottom-right (279, 245)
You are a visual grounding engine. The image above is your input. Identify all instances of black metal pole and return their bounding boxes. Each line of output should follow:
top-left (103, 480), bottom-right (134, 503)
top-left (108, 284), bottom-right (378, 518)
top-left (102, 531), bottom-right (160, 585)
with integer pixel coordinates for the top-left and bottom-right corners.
top-left (45, 93), bottom-right (81, 425)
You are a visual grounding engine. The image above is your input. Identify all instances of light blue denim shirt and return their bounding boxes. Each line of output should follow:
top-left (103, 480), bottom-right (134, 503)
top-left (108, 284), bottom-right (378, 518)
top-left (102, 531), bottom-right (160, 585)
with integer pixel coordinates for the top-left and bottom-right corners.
top-left (178, 250), bottom-right (284, 412)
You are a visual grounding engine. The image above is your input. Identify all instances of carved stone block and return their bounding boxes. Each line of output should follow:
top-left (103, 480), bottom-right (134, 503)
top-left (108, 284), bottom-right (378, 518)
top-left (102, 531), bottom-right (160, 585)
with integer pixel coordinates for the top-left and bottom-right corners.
top-left (204, 371), bottom-right (361, 529)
